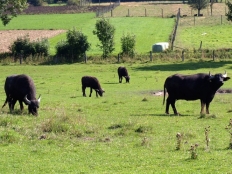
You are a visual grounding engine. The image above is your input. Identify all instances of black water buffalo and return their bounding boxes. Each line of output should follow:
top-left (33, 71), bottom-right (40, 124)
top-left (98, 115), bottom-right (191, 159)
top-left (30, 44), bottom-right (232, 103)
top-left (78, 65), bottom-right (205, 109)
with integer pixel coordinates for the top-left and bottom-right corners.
top-left (118, 66), bottom-right (130, 83)
top-left (163, 72), bottom-right (230, 115)
top-left (2, 74), bottom-right (41, 116)
top-left (81, 76), bottom-right (105, 97)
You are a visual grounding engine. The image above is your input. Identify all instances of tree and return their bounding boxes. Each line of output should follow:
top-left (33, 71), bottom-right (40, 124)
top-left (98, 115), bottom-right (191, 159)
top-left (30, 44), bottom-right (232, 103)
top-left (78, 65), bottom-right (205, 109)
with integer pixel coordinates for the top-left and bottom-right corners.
top-left (0, 0), bottom-right (28, 26)
top-left (56, 28), bottom-right (91, 62)
top-left (120, 33), bottom-right (136, 58)
top-left (226, 1), bottom-right (232, 22)
top-left (93, 17), bottom-right (115, 58)
top-left (188, 0), bottom-right (208, 16)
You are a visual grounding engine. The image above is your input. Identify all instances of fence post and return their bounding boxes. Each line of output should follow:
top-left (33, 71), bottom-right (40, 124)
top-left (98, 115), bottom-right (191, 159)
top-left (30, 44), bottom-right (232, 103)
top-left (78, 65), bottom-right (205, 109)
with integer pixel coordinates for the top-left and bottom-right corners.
top-left (199, 41), bottom-right (202, 50)
top-left (161, 8), bottom-right (163, 18)
top-left (111, 10), bottom-right (113, 17)
top-left (128, 9), bottom-right (130, 17)
top-left (212, 50), bottom-right (215, 61)
top-left (194, 16), bottom-right (195, 25)
top-left (145, 8), bottom-right (147, 17)
top-left (221, 15), bottom-right (222, 25)
top-left (118, 54), bottom-right (120, 63)
top-left (181, 50), bottom-right (185, 61)
top-left (84, 52), bottom-right (87, 63)
top-left (150, 51), bottom-right (152, 61)
top-left (20, 50), bottom-right (23, 64)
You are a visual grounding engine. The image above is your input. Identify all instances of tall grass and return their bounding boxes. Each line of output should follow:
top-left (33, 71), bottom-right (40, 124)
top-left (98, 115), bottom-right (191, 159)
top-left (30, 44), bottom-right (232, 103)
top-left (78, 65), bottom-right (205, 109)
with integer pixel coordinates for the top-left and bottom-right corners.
top-left (1, 61), bottom-right (232, 173)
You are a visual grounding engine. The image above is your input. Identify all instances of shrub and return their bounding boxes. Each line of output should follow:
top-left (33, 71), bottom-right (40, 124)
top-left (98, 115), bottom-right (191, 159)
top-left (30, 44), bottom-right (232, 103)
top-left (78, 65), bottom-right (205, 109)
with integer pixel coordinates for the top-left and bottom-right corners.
top-left (67, 0), bottom-right (80, 6)
top-left (9, 35), bottom-right (49, 61)
top-left (120, 33), bottom-right (136, 58)
top-left (93, 17), bottom-right (115, 59)
top-left (55, 28), bottom-right (90, 62)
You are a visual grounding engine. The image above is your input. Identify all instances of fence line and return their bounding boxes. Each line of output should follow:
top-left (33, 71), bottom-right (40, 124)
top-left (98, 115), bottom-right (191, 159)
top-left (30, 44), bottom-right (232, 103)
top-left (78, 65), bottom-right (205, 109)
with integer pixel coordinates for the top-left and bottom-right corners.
top-left (96, 0), bottom-right (120, 17)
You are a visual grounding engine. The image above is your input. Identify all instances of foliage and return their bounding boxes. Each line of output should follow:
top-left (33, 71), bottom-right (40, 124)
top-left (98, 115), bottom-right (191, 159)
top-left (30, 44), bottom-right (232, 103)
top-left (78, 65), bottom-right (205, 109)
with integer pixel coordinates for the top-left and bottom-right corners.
top-left (9, 35), bottom-right (49, 60)
top-left (27, 0), bottom-right (43, 6)
top-left (93, 17), bottom-right (115, 58)
top-left (55, 28), bottom-right (90, 62)
top-left (188, 0), bottom-right (208, 15)
top-left (226, 1), bottom-right (232, 22)
top-left (67, 0), bottom-right (80, 6)
top-left (0, 0), bottom-right (28, 26)
top-left (120, 33), bottom-right (136, 58)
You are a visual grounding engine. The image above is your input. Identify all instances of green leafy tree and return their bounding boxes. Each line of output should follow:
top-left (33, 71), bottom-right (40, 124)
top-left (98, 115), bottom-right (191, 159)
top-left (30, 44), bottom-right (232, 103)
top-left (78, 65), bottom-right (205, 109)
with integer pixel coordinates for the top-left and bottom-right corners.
top-left (188, 0), bottom-right (208, 16)
top-left (56, 28), bottom-right (91, 62)
top-left (226, 1), bottom-right (232, 21)
top-left (0, 0), bottom-right (28, 26)
top-left (93, 17), bottom-right (115, 58)
top-left (120, 33), bottom-right (136, 58)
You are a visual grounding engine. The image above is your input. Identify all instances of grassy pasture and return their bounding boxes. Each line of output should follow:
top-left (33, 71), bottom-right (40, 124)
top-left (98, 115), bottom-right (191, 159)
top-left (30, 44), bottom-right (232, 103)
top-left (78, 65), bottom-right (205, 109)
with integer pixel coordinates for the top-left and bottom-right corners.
top-left (0, 2), bottom-right (231, 56)
top-left (0, 13), bottom-right (174, 56)
top-left (1, 61), bottom-right (232, 173)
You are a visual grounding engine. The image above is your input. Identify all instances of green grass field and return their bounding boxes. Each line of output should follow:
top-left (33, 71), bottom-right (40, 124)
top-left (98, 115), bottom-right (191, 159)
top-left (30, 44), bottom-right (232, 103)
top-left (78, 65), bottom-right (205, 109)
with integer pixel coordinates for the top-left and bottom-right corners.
top-left (0, 13), bottom-right (174, 56)
top-left (1, 61), bottom-right (232, 173)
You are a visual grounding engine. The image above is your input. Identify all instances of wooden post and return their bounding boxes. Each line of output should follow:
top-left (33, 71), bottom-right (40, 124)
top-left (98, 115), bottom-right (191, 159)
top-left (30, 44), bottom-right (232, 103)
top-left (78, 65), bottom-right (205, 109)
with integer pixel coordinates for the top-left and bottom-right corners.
top-left (20, 50), bottom-right (23, 64)
top-left (199, 41), bottom-right (202, 50)
top-left (194, 16), bottom-right (195, 25)
top-left (181, 50), bottom-right (185, 61)
top-left (161, 9), bottom-right (163, 18)
top-left (118, 54), bottom-right (120, 63)
top-left (221, 15), bottom-right (222, 25)
top-left (212, 50), bottom-right (215, 61)
top-left (84, 52), bottom-right (87, 63)
top-left (128, 9), bottom-right (130, 17)
top-left (111, 10), bottom-right (113, 17)
top-left (145, 8), bottom-right (147, 17)
top-left (150, 51), bottom-right (152, 61)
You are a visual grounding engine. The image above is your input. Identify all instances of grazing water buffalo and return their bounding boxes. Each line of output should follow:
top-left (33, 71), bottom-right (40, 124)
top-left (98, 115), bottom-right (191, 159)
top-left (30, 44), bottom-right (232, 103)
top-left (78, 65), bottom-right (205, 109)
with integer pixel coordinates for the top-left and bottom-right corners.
top-left (81, 76), bottom-right (105, 97)
top-left (2, 74), bottom-right (41, 116)
top-left (163, 71), bottom-right (230, 115)
top-left (118, 66), bottom-right (130, 83)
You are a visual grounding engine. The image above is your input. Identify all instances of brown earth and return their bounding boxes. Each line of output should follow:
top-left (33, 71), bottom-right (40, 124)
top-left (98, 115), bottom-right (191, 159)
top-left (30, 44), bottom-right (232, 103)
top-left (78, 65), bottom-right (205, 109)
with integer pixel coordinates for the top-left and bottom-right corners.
top-left (0, 30), bottom-right (66, 53)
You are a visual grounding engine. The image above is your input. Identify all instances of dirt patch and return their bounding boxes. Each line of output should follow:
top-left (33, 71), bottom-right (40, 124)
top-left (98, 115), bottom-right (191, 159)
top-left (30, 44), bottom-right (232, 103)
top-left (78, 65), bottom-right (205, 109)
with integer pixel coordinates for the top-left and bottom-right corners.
top-left (0, 30), bottom-right (66, 53)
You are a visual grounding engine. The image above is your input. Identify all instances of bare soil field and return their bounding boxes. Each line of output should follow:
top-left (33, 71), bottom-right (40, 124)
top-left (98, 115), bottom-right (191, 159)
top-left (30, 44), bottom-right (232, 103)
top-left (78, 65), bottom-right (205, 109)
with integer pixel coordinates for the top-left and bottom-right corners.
top-left (0, 30), bottom-right (66, 53)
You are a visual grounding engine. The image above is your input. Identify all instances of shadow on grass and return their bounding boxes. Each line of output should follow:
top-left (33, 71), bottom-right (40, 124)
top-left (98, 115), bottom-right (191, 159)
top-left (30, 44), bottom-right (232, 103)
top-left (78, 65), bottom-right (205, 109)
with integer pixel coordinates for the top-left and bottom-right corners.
top-left (134, 61), bottom-right (232, 72)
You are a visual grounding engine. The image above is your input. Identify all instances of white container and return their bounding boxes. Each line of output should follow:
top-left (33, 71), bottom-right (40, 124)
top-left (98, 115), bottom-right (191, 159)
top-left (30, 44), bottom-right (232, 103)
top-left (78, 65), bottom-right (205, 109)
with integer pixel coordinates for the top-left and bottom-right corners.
top-left (152, 42), bottom-right (169, 52)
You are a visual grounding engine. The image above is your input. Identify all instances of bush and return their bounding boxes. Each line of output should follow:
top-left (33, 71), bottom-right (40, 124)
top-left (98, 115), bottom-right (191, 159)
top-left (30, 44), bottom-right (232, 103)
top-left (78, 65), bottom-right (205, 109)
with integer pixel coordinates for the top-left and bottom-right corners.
top-left (120, 33), bottom-right (136, 58)
top-left (9, 35), bottom-right (49, 61)
top-left (55, 28), bottom-right (91, 62)
top-left (67, 0), bottom-right (80, 6)
top-left (93, 17), bottom-right (115, 59)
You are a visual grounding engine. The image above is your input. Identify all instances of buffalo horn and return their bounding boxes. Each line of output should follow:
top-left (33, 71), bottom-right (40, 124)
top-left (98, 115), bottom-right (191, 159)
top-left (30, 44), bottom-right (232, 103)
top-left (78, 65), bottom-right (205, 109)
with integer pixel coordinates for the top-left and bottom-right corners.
top-left (38, 95), bottom-right (41, 103)
top-left (222, 71), bottom-right (227, 78)
top-left (24, 95), bottom-right (31, 105)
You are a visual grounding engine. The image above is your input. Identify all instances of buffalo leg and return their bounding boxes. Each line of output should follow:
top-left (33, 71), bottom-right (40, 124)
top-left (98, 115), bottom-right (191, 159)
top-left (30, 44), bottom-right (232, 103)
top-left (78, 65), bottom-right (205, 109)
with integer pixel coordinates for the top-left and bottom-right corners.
top-left (95, 90), bottom-right (98, 97)
top-left (89, 88), bottom-right (92, 97)
top-left (19, 101), bottom-right (24, 110)
top-left (166, 97), bottom-right (178, 115)
top-left (119, 76), bottom-right (122, 83)
top-left (10, 99), bottom-right (17, 112)
top-left (200, 100), bottom-right (206, 114)
top-left (82, 86), bottom-right (86, 97)
top-left (206, 102), bottom-right (210, 114)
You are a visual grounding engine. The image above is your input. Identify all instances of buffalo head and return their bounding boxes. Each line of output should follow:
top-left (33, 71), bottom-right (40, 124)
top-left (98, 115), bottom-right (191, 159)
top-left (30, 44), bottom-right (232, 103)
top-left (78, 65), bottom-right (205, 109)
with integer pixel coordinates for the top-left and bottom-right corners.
top-left (209, 71), bottom-right (230, 85)
top-left (96, 89), bottom-right (105, 97)
top-left (24, 95), bottom-right (41, 116)
top-left (125, 76), bottom-right (130, 83)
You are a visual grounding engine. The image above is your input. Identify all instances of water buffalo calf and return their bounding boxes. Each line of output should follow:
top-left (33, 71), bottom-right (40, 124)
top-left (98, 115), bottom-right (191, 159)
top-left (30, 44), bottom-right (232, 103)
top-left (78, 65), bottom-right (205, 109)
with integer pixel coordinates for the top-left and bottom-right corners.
top-left (81, 76), bottom-right (105, 97)
top-left (2, 74), bottom-right (41, 116)
top-left (163, 71), bottom-right (230, 115)
top-left (118, 66), bottom-right (130, 83)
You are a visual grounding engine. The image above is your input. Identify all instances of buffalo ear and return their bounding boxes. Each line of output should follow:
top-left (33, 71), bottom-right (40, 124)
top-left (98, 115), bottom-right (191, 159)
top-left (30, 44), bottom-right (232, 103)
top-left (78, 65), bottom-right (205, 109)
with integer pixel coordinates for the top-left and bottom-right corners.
top-left (224, 77), bottom-right (230, 81)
